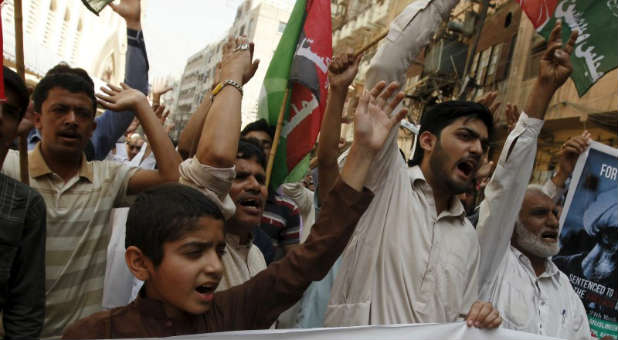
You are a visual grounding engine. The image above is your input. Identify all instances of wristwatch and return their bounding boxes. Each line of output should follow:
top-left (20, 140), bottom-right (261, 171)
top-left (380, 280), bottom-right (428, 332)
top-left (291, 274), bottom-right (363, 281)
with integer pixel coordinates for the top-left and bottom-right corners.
top-left (211, 80), bottom-right (243, 101)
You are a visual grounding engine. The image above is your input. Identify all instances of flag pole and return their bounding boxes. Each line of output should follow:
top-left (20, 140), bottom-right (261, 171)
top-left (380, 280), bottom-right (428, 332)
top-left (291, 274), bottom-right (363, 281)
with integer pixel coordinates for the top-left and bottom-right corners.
top-left (14, 0), bottom-right (29, 185)
top-left (265, 88), bottom-right (289, 189)
top-left (354, 30), bottom-right (387, 58)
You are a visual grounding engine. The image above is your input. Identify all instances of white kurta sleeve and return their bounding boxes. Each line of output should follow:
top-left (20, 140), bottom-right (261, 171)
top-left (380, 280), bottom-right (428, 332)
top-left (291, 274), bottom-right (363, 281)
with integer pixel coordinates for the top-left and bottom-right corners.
top-left (476, 113), bottom-right (545, 300)
top-left (362, 0), bottom-right (462, 192)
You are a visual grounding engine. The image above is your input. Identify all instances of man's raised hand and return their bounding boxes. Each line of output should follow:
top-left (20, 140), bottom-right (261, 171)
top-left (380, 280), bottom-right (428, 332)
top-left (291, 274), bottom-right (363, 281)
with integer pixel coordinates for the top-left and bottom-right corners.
top-left (539, 22), bottom-right (578, 91)
top-left (328, 53), bottom-right (361, 91)
top-left (340, 81), bottom-right (407, 192)
top-left (96, 83), bottom-right (148, 112)
top-left (477, 91), bottom-right (501, 115)
top-left (505, 103), bottom-right (520, 132)
top-left (220, 36), bottom-right (260, 85)
top-left (353, 81), bottom-right (408, 154)
top-left (109, 0), bottom-right (141, 30)
top-left (553, 131), bottom-right (591, 187)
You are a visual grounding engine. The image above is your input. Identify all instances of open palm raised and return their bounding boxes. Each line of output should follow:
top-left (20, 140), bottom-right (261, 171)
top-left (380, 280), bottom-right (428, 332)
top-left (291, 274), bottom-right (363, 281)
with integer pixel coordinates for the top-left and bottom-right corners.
top-left (353, 81), bottom-right (408, 153)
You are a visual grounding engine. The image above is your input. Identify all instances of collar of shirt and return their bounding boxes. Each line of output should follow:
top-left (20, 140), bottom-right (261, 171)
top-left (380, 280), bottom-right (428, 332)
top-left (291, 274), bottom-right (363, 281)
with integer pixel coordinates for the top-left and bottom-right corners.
top-left (134, 289), bottom-right (204, 326)
top-left (225, 232), bottom-right (255, 249)
top-left (29, 143), bottom-right (94, 182)
top-left (407, 165), bottom-right (466, 219)
top-left (510, 245), bottom-right (560, 279)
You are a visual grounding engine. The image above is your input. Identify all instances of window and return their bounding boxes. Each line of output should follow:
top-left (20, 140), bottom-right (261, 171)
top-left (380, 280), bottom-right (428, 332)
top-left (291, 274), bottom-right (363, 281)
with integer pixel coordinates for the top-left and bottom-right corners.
top-left (477, 48), bottom-right (491, 86)
top-left (497, 34), bottom-right (517, 82)
top-left (469, 51), bottom-right (480, 80)
top-left (278, 21), bottom-right (286, 33)
top-left (486, 43), bottom-right (502, 85)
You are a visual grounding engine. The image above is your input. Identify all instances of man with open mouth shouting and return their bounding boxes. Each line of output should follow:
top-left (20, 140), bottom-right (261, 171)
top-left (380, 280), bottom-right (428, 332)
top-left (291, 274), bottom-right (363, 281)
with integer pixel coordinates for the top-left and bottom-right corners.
top-left (475, 22), bottom-right (590, 339)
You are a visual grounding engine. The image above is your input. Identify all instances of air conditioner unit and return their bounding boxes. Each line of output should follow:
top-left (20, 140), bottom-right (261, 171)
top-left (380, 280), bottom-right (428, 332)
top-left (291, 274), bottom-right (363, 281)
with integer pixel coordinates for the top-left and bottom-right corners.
top-left (424, 39), bottom-right (468, 76)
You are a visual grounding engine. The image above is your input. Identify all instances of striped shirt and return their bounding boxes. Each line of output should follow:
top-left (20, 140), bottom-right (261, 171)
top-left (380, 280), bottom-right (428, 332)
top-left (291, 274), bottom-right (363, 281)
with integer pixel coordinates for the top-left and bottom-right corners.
top-left (1, 145), bottom-right (137, 338)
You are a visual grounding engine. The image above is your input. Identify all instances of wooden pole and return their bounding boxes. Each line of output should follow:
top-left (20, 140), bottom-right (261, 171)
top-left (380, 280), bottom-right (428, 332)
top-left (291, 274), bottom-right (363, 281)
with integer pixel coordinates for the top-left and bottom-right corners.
top-left (354, 30), bottom-right (388, 58)
top-left (14, 0), bottom-right (29, 185)
top-left (265, 88), bottom-right (289, 189)
top-left (264, 30), bottom-right (385, 188)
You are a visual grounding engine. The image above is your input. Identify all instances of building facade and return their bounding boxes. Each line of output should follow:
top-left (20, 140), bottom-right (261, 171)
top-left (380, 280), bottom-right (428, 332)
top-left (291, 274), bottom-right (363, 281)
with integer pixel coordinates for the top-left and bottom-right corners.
top-left (168, 0), bottom-right (293, 138)
top-left (331, 0), bottom-right (617, 179)
top-left (2, 0), bottom-right (126, 85)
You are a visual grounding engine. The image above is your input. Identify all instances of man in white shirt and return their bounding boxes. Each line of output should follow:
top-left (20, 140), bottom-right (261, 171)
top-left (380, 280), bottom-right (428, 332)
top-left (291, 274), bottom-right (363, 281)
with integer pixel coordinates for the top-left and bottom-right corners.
top-left (325, 0), bottom-right (501, 328)
top-left (475, 22), bottom-right (591, 339)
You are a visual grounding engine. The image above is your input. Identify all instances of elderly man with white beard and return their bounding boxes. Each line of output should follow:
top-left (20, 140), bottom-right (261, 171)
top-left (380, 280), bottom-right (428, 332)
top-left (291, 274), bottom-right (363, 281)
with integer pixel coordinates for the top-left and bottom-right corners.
top-left (477, 183), bottom-right (592, 339)
top-left (499, 185), bottom-right (591, 338)
top-left (475, 23), bottom-right (591, 339)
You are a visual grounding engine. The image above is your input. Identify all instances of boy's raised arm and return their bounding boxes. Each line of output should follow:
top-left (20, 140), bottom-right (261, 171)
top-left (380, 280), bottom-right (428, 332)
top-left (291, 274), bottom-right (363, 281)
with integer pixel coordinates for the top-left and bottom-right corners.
top-left (317, 53), bottom-right (359, 205)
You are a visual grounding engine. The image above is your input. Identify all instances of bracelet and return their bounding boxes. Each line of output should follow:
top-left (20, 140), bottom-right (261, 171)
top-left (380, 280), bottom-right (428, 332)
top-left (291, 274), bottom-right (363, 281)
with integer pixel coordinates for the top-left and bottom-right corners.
top-left (211, 80), bottom-right (243, 99)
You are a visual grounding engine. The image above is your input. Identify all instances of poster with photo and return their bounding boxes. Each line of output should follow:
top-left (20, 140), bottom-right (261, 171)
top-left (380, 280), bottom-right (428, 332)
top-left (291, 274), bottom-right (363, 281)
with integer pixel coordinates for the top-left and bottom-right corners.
top-left (554, 141), bottom-right (618, 339)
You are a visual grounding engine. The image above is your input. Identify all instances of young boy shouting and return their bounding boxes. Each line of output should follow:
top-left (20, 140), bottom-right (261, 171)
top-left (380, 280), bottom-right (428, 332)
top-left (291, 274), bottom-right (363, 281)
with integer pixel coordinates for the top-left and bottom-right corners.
top-left (62, 81), bottom-right (409, 338)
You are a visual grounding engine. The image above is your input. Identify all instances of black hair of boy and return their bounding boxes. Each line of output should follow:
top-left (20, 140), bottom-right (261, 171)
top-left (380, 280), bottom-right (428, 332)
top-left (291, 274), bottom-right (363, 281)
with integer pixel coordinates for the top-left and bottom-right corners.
top-left (2, 66), bottom-right (30, 120)
top-left (32, 63), bottom-right (97, 114)
top-left (237, 137), bottom-right (266, 170)
top-left (409, 101), bottom-right (494, 166)
top-left (125, 183), bottom-right (224, 266)
top-left (240, 119), bottom-right (274, 140)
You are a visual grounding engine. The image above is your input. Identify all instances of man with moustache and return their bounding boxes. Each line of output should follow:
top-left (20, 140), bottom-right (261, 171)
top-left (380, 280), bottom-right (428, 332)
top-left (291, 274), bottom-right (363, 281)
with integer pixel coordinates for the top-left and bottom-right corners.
top-left (478, 185), bottom-right (591, 339)
top-left (176, 36), bottom-right (267, 292)
top-left (215, 138), bottom-right (269, 292)
top-left (325, 0), bottom-right (502, 327)
top-left (473, 22), bottom-right (590, 339)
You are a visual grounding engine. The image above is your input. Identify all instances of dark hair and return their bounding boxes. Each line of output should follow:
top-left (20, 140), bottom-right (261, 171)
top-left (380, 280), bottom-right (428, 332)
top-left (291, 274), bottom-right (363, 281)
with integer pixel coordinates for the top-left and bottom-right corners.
top-left (409, 101), bottom-right (494, 166)
top-left (241, 119), bottom-right (274, 140)
top-left (125, 183), bottom-right (224, 266)
top-left (238, 137), bottom-right (266, 170)
top-left (32, 63), bottom-right (97, 114)
top-left (3, 66), bottom-right (30, 120)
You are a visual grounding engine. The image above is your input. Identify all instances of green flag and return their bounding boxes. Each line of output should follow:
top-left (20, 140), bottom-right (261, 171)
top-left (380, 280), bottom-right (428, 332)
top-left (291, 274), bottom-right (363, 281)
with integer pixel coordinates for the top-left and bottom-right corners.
top-left (538, 0), bottom-right (618, 96)
top-left (258, 0), bottom-right (332, 189)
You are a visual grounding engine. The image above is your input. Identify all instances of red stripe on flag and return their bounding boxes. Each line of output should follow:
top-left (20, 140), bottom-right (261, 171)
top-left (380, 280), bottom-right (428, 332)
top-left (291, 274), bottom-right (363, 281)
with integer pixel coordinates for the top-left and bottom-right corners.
top-left (285, 0), bottom-right (331, 171)
top-left (517, 0), bottom-right (559, 29)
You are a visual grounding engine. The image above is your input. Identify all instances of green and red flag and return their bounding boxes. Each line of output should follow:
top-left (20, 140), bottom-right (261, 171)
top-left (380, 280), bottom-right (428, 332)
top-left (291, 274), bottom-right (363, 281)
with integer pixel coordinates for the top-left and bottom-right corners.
top-left (258, 0), bottom-right (331, 189)
top-left (517, 0), bottom-right (618, 96)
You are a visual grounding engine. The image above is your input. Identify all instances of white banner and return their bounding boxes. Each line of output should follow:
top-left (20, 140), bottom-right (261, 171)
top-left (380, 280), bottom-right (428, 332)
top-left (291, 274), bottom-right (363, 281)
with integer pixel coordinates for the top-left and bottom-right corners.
top-left (135, 322), bottom-right (563, 340)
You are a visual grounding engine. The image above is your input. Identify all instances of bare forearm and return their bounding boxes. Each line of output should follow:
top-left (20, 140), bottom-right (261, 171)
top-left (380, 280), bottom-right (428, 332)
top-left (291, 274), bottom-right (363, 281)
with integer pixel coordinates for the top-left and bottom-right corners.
top-left (317, 87), bottom-right (347, 203)
top-left (340, 144), bottom-right (374, 192)
top-left (135, 100), bottom-right (180, 179)
top-left (525, 81), bottom-right (556, 120)
top-left (196, 71), bottom-right (243, 167)
top-left (178, 94), bottom-right (212, 159)
top-left (551, 167), bottom-right (569, 188)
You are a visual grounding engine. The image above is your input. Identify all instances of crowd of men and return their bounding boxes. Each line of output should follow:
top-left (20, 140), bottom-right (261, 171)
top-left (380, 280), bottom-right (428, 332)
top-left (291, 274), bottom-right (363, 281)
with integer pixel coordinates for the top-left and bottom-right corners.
top-left (0, 0), bottom-right (607, 339)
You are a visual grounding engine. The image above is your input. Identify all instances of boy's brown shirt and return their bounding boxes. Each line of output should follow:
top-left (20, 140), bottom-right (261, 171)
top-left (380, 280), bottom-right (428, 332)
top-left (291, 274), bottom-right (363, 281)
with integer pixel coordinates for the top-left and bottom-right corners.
top-left (62, 178), bottom-right (373, 339)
